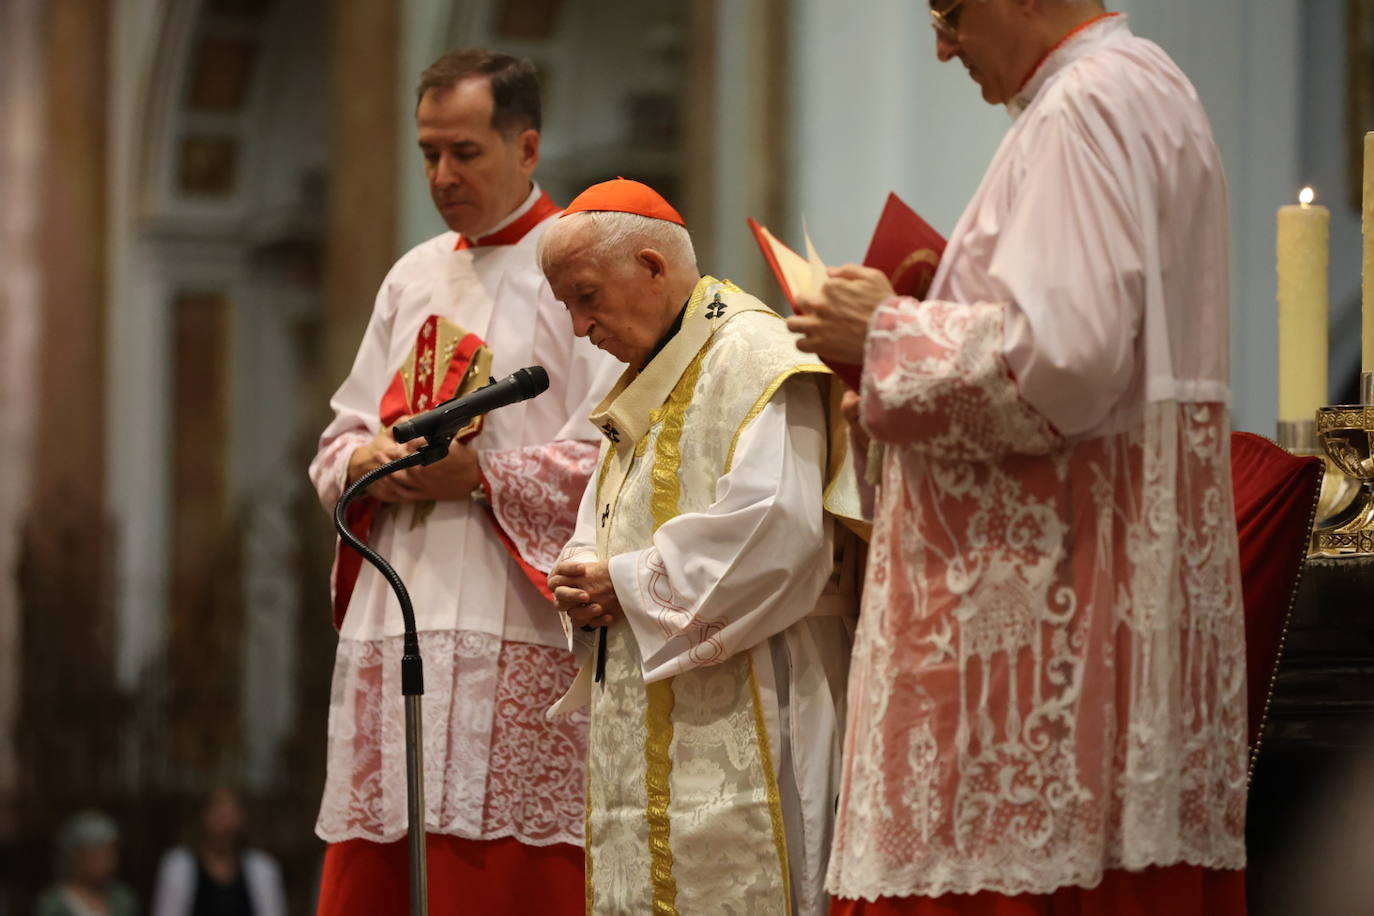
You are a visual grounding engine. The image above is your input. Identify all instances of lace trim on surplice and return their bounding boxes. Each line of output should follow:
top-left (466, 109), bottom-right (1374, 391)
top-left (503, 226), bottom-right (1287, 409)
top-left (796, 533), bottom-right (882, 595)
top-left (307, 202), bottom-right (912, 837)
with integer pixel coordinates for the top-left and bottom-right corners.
top-left (317, 630), bottom-right (588, 848)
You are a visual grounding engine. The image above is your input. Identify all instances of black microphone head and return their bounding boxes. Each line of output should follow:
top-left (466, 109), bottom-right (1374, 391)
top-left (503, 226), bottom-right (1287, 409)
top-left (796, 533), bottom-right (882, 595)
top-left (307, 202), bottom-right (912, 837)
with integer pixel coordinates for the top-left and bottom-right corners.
top-left (392, 415), bottom-right (420, 443)
top-left (516, 365), bottom-right (550, 398)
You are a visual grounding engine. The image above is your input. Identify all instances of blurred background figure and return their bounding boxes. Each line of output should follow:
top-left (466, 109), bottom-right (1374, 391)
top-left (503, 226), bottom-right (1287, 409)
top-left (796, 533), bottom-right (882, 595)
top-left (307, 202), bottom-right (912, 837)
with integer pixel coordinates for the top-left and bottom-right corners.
top-left (33, 811), bottom-right (137, 916)
top-left (149, 788), bottom-right (285, 916)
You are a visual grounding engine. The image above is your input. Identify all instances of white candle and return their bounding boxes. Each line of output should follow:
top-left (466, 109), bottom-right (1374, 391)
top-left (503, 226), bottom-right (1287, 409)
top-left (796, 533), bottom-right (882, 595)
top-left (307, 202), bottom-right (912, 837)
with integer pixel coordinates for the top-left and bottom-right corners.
top-left (1277, 187), bottom-right (1330, 423)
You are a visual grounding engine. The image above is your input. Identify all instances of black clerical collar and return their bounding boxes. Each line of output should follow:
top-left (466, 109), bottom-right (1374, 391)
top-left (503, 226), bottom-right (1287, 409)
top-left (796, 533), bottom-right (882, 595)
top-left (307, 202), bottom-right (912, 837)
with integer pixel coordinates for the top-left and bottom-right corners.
top-left (642, 300), bottom-right (689, 370)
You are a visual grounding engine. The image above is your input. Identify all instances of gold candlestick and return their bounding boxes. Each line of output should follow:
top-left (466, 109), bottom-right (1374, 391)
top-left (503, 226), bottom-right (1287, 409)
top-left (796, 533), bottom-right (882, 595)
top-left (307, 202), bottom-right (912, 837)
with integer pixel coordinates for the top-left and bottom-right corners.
top-left (1313, 372), bottom-right (1374, 556)
top-left (1279, 416), bottom-right (1358, 550)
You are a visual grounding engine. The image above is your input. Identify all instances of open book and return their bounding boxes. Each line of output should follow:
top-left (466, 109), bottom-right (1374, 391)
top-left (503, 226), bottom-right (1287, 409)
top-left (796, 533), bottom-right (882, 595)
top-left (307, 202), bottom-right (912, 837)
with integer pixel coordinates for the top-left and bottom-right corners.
top-left (749, 193), bottom-right (947, 389)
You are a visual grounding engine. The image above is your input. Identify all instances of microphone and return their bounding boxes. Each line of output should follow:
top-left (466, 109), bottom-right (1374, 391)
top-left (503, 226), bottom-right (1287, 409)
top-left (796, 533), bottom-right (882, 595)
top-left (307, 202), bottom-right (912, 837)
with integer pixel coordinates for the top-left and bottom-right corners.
top-left (393, 365), bottom-right (549, 444)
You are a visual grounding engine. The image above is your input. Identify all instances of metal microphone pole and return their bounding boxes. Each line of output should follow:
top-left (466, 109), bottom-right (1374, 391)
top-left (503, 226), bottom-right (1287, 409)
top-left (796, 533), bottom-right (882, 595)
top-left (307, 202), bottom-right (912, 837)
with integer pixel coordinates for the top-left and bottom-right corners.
top-left (333, 433), bottom-right (457, 916)
top-left (330, 367), bottom-right (548, 914)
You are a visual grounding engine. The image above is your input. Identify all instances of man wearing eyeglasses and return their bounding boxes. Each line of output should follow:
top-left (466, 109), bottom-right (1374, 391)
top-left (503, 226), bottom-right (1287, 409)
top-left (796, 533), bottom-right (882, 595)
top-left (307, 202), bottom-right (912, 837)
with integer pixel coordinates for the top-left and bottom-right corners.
top-left (789, 2), bottom-right (1247, 914)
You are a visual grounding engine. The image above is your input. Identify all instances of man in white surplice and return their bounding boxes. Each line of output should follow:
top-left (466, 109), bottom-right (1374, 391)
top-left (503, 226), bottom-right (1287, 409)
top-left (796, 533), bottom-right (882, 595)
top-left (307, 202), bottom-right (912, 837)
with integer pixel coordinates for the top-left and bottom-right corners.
top-left (789, 3), bottom-right (1247, 914)
top-left (309, 50), bottom-right (621, 913)
top-left (541, 178), bottom-right (863, 916)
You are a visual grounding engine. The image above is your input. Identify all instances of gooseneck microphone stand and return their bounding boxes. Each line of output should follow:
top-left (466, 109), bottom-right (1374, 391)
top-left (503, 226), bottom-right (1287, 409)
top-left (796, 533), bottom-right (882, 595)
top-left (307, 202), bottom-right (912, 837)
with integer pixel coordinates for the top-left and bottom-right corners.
top-left (333, 436), bottom-right (451, 916)
top-left (332, 366), bottom-right (549, 916)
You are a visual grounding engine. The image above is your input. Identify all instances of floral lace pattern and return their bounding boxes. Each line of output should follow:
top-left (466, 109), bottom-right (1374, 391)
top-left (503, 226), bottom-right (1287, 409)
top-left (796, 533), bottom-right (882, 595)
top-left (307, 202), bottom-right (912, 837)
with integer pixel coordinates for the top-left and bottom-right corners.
top-left (863, 298), bottom-right (1061, 460)
top-left (480, 440), bottom-right (602, 574)
top-left (588, 611), bottom-right (788, 913)
top-left (826, 298), bottom-right (1246, 901)
top-left (317, 630), bottom-right (588, 847)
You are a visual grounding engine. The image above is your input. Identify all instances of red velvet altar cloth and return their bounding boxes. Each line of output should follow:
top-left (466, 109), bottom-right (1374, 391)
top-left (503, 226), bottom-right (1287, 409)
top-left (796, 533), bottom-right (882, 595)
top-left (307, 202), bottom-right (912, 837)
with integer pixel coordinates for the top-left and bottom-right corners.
top-left (317, 834), bottom-right (583, 915)
top-left (1229, 431), bottom-right (1323, 748)
top-left (830, 864), bottom-right (1245, 916)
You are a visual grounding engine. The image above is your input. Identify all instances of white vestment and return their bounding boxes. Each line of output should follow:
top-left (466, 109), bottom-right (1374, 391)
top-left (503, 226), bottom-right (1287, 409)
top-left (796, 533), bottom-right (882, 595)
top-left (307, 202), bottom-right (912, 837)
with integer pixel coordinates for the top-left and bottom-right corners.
top-left (827, 15), bottom-right (1247, 902)
top-left (309, 185), bottom-right (622, 846)
top-left (555, 278), bottom-right (863, 915)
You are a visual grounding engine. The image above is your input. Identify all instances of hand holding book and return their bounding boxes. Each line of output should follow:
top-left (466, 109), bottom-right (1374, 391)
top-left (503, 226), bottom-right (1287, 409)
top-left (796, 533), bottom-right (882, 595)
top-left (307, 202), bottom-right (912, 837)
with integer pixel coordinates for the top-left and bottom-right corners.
top-left (788, 265), bottom-right (895, 370)
top-left (750, 193), bottom-right (946, 389)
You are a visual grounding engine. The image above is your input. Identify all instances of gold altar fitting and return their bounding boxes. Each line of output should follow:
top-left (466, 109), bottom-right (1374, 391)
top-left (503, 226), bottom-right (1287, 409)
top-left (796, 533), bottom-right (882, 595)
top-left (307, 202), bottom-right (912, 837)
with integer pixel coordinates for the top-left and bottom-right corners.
top-left (1278, 419), bottom-right (1357, 547)
top-left (1312, 372), bottom-right (1374, 557)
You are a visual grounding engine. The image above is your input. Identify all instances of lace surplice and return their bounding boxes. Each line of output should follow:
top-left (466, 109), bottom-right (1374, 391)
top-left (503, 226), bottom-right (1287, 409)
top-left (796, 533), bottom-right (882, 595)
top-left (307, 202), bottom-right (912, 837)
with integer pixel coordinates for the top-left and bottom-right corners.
top-left (309, 195), bottom-right (621, 847)
top-left (828, 17), bottom-right (1246, 900)
top-left (317, 630), bottom-right (589, 846)
top-left (827, 297), bottom-right (1246, 901)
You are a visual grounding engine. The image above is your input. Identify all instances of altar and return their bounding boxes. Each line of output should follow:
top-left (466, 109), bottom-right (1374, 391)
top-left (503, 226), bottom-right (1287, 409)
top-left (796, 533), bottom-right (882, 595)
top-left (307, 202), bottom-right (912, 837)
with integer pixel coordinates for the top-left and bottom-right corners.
top-left (1244, 134), bottom-right (1374, 913)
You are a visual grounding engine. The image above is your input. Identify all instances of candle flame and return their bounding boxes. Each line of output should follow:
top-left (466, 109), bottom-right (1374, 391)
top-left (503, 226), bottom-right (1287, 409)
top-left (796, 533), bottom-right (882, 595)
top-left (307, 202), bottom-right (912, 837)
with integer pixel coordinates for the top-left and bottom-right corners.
top-left (1300, 187), bottom-right (1316, 205)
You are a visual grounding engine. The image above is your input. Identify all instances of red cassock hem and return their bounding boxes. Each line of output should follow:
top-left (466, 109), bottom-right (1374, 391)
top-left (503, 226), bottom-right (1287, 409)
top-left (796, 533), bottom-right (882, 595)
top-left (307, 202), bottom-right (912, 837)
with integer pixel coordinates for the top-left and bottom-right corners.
top-left (830, 864), bottom-right (1246, 916)
top-left (317, 834), bottom-right (584, 916)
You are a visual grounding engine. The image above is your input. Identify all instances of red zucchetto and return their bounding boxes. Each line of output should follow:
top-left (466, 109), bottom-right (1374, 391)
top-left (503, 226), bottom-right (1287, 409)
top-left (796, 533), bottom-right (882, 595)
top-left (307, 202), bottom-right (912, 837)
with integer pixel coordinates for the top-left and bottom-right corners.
top-left (561, 177), bottom-right (685, 226)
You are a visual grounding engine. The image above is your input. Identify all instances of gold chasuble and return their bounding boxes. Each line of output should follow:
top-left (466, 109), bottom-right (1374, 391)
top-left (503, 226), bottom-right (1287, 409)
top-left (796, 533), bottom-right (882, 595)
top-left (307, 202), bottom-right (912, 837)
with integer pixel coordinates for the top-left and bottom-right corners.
top-left (564, 277), bottom-right (863, 915)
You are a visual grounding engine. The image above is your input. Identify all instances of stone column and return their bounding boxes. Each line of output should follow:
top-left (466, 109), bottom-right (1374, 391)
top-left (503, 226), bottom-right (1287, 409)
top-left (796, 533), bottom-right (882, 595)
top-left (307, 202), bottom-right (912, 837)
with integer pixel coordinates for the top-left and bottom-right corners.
top-left (0, 0), bottom-right (46, 842)
top-left (688, 0), bottom-right (793, 294)
top-left (323, 0), bottom-right (401, 400)
top-left (15, 0), bottom-right (124, 856)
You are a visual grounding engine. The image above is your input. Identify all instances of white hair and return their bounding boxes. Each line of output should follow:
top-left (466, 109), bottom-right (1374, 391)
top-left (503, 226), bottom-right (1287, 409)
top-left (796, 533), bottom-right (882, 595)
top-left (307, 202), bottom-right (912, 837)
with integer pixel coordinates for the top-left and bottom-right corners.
top-left (54, 809), bottom-right (119, 879)
top-left (538, 209), bottom-right (697, 275)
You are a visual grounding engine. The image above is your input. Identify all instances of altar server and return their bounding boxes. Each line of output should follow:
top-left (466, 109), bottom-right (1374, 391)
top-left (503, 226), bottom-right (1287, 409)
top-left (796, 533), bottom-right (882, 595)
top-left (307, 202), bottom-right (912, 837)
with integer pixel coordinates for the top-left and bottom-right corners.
top-left (310, 49), bottom-right (619, 914)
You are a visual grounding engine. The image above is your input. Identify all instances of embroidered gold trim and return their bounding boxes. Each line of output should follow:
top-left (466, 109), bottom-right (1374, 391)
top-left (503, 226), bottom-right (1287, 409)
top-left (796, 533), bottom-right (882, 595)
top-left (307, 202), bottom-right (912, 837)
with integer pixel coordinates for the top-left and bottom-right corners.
top-left (595, 446), bottom-right (615, 507)
top-left (584, 762), bottom-right (596, 913)
top-left (682, 275), bottom-right (716, 321)
top-left (644, 678), bottom-right (679, 914)
top-left (821, 378), bottom-right (851, 504)
top-left (650, 348), bottom-right (708, 532)
top-left (637, 289), bottom-right (720, 914)
top-left (722, 365), bottom-right (829, 473)
top-left (748, 655), bottom-right (793, 914)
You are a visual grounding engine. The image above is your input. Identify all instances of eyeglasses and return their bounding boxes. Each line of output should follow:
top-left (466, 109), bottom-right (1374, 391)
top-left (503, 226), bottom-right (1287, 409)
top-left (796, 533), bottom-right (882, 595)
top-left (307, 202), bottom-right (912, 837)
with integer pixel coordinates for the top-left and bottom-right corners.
top-left (930, 0), bottom-right (968, 40)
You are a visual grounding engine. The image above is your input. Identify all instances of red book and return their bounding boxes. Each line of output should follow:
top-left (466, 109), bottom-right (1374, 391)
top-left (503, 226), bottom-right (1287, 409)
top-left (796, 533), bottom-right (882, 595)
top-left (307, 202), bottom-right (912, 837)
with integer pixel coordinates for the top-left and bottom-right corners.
top-left (748, 193), bottom-right (946, 389)
top-left (863, 192), bottom-right (947, 299)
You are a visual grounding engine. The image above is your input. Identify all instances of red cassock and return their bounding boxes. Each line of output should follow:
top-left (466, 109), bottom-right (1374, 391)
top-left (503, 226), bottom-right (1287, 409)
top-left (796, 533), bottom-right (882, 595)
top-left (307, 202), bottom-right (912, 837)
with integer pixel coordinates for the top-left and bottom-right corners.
top-left (830, 865), bottom-right (1244, 916)
top-left (318, 834), bottom-right (583, 915)
top-left (835, 867), bottom-right (1247, 916)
